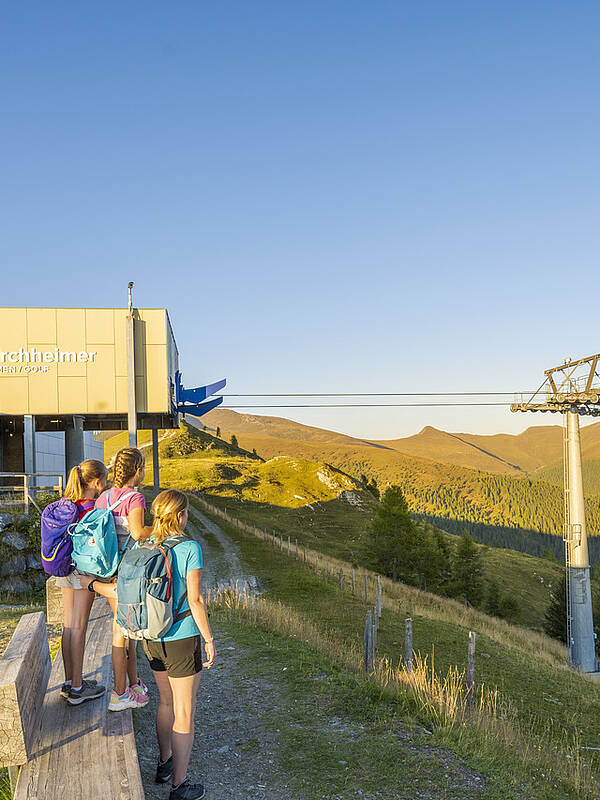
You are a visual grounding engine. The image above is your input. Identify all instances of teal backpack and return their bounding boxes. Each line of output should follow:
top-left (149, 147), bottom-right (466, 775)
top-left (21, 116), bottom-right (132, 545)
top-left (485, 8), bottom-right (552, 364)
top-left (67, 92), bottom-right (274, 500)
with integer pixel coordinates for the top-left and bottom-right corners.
top-left (71, 490), bottom-right (137, 577)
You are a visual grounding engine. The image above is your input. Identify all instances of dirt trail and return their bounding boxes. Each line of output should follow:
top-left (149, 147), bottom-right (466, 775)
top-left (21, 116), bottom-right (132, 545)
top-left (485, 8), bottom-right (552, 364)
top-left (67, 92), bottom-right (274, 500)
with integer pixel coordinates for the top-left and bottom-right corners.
top-left (135, 508), bottom-right (284, 799)
top-left (186, 503), bottom-right (262, 595)
top-left (136, 631), bottom-right (287, 800)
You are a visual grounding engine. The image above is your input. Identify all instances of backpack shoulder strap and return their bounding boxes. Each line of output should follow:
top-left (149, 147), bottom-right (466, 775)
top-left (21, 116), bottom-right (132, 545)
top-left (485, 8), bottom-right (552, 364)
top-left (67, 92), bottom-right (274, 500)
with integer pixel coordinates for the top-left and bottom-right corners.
top-left (106, 489), bottom-right (139, 513)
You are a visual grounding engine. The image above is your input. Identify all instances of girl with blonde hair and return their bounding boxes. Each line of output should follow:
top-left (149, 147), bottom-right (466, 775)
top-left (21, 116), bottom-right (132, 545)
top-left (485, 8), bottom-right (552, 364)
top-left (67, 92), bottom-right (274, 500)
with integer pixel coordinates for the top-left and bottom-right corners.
top-left (142, 489), bottom-right (214, 800)
top-left (55, 459), bottom-right (108, 705)
top-left (81, 447), bottom-right (154, 711)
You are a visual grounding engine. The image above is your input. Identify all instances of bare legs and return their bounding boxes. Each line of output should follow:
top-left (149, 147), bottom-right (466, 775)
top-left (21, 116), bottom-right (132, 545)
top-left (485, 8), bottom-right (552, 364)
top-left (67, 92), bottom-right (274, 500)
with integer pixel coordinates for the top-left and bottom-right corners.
top-left (70, 588), bottom-right (95, 687)
top-left (60, 585), bottom-right (95, 686)
top-left (152, 669), bottom-right (202, 787)
top-left (60, 588), bottom-right (74, 682)
top-left (107, 595), bottom-right (139, 695)
top-left (77, 578), bottom-right (140, 695)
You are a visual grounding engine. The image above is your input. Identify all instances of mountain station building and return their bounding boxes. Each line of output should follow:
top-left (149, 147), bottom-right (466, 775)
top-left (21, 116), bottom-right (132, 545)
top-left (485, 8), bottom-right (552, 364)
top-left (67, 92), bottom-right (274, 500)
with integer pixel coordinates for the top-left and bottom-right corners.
top-left (0, 307), bottom-right (180, 485)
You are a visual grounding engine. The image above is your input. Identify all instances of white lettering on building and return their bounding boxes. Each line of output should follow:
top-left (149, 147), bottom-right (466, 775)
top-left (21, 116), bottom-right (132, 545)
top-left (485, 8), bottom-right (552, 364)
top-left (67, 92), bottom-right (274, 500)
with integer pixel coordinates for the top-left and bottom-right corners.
top-left (0, 349), bottom-right (97, 364)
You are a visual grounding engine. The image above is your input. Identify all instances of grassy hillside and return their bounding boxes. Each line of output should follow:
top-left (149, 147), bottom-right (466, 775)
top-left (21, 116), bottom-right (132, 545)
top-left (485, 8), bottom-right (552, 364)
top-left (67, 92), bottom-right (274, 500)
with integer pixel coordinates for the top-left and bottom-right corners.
top-left (196, 410), bottom-right (600, 558)
top-left (203, 408), bottom-right (600, 474)
top-left (141, 427), bottom-right (593, 632)
top-left (199, 502), bottom-right (600, 799)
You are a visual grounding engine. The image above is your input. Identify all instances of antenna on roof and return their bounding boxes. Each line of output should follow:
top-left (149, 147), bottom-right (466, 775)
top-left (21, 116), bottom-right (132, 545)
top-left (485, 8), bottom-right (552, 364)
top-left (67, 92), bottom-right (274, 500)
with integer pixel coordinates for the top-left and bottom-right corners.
top-left (128, 281), bottom-right (134, 315)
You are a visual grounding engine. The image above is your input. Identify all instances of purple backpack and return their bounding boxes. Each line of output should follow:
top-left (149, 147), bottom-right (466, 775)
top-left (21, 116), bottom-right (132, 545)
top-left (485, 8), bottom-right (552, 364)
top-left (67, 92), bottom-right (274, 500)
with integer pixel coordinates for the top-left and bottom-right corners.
top-left (41, 499), bottom-right (79, 577)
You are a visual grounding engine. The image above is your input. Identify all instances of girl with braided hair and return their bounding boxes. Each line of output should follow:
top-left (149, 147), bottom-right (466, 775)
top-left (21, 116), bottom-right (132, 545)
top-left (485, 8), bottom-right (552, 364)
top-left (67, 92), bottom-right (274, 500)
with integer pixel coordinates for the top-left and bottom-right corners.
top-left (81, 447), bottom-right (154, 711)
top-left (55, 459), bottom-right (108, 705)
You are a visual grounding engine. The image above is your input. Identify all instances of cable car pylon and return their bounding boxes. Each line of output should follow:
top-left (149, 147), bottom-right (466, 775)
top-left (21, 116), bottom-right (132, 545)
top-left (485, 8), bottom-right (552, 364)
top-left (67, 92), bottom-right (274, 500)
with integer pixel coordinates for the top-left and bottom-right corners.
top-left (512, 354), bottom-right (599, 674)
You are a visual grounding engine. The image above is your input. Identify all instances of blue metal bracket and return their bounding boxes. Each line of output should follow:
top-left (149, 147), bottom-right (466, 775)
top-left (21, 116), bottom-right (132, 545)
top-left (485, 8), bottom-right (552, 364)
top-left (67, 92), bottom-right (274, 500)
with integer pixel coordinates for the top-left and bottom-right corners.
top-left (174, 373), bottom-right (226, 418)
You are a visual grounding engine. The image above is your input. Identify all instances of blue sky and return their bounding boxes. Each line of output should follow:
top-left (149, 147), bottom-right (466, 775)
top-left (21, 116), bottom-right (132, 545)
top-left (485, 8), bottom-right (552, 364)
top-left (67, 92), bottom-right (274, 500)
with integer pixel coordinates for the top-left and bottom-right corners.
top-left (1, 2), bottom-right (599, 438)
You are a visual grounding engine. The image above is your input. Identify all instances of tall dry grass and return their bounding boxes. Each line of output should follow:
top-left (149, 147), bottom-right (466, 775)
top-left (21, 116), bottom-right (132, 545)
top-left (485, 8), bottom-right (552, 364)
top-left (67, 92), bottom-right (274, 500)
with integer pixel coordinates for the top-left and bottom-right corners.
top-left (209, 586), bottom-right (598, 798)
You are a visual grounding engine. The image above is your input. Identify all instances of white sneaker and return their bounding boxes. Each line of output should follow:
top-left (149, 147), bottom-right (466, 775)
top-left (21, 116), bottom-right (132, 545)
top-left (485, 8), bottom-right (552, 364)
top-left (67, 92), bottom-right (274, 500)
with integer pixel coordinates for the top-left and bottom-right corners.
top-left (108, 687), bottom-right (148, 711)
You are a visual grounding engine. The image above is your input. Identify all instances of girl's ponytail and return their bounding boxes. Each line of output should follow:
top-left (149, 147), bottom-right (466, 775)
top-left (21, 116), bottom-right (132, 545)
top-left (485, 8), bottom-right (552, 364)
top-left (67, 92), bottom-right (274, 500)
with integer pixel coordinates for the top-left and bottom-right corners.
top-left (64, 459), bottom-right (108, 501)
top-left (64, 465), bottom-right (85, 501)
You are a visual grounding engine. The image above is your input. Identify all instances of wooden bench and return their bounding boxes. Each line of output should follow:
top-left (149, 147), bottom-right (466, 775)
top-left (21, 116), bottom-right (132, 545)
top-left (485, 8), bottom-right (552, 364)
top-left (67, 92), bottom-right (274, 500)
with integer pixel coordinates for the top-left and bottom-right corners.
top-left (0, 611), bottom-right (51, 784)
top-left (2, 598), bottom-right (144, 799)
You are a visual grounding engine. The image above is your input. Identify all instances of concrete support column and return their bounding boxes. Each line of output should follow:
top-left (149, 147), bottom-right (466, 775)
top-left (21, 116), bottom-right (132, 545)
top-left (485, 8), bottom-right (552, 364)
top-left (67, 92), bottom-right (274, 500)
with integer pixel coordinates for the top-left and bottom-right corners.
top-left (65, 415), bottom-right (85, 475)
top-left (23, 415), bottom-right (36, 473)
top-left (565, 410), bottom-right (597, 672)
top-left (152, 428), bottom-right (160, 493)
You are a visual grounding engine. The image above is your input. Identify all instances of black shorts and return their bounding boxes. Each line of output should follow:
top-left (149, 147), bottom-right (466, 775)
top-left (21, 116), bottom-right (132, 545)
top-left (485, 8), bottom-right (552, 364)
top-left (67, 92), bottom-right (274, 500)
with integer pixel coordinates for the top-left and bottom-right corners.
top-left (143, 635), bottom-right (203, 678)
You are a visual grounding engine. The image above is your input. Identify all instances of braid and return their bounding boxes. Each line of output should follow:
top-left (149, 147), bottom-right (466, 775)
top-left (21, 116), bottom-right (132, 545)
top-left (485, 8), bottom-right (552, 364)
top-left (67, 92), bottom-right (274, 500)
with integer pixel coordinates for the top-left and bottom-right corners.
top-left (112, 448), bottom-right (145, 487)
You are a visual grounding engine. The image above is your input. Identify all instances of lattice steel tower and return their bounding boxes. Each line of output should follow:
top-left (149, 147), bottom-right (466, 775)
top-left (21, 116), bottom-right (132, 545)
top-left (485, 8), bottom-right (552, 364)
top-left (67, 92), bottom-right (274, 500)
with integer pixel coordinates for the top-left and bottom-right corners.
top-left (512, 354), bottom-right (599, 673)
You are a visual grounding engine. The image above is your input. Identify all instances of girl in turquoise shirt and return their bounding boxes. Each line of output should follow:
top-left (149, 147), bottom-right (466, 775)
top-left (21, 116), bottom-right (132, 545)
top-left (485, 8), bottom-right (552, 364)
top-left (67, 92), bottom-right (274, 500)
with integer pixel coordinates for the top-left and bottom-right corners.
top-left (142, 489), bottom-right (215, 800)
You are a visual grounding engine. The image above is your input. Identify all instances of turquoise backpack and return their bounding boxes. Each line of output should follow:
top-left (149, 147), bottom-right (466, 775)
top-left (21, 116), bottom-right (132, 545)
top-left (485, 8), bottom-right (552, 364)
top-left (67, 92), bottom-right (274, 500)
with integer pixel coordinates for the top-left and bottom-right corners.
top-left (71, 490), bottom-right (137, 577)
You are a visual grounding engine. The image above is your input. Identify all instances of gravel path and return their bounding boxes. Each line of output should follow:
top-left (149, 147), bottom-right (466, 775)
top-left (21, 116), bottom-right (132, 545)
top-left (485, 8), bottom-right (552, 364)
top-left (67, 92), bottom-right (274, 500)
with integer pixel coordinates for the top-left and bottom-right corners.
top-left (135, 507), bottom-right (281, 799)
top-left (136, 631), bottom-right (287, 800)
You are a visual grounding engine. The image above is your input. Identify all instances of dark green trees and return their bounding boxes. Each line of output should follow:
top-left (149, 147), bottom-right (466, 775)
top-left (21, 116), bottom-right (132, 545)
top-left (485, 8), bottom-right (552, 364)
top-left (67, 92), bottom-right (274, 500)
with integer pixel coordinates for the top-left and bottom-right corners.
top-left (231, 434), bottom-right (238, 448)
top-left (451, 531), bottom-right (484, 606)
top-left (363, 486), bottom-right (449, 592)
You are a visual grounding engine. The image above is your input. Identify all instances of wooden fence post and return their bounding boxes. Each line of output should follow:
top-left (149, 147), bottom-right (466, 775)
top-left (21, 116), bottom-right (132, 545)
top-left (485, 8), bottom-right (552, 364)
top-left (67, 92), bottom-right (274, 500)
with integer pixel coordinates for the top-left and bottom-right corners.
top-left (303, 547), bottom-right (307, 564)
top-left (364, 611), bottom-right (372, 672)
top-left (326, 559), bottom-right (330, 578)
top-left (405, 618), bottom-right (413, 674)
top-left (352, 568), bottom-right (356, 595)
top-left (466, 631), bottom-right (476, 711)
top-left (287, 535), bottom-right (291, 555)
top-left (279, 535), bottom-right (283, 552)
top-left (371, 609), bottom-right (377, 667)
top-left (315, 555), bottom-right (319, 574)
top-left (377, 576), bottom-right (383, 618)
top-left (339, 568), bottom-right (343, 591)
top-left (364, 574), bottom-right (368, 603)
top-left (295, 538), bottom-right (298, 559)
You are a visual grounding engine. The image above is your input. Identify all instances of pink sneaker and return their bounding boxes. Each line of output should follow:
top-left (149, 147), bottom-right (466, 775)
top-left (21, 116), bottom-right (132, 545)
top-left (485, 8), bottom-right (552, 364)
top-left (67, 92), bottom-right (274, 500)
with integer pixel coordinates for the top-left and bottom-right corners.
top-left (108, 687), bottom-right (148, 711)
top-left (130, 679), bottom-right (149, 698)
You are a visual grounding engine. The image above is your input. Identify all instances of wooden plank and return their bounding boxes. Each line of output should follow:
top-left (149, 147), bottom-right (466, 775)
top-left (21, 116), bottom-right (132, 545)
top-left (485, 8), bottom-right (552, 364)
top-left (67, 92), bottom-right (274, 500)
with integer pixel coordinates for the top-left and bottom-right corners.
top-left (14, 599), bottom-right (144, 800)
top-left (0, 612), bottom-right (51, 767)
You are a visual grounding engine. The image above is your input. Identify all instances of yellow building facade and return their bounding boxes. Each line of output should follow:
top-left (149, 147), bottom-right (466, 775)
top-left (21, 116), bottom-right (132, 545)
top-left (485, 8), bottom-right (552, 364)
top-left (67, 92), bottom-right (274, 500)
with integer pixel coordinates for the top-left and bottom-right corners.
top-left (0, 307), bottom-right (178, 418)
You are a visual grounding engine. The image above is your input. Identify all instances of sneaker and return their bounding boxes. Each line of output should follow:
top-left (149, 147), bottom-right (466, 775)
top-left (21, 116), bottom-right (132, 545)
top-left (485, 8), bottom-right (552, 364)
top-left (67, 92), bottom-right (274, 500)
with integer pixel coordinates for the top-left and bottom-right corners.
top-left (156, 755), bottom-right (173, 784)
top-left (169, 780), bottom-right (205, 800)
top-left (66, 682), bottom-right (106, 706)
top-left (108, 687), bottom-right (149, 711)
top-left (61, 678), bottom-right (98, 699)
top-left (130, 679), bottom-right (149, 697)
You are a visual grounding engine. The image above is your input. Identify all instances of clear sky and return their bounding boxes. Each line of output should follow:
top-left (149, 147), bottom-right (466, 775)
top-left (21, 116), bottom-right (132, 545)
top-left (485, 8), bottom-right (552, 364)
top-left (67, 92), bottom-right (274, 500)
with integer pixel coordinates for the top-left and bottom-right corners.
top-left (2, 2), bottom-right (599, 439)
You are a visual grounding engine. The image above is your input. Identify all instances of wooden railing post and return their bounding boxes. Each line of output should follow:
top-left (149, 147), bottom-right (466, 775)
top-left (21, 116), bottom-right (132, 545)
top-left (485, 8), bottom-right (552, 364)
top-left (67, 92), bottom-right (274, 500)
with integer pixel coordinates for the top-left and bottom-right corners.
top-left (339, 568), bottom-right (343, 591)
top-left (364, 574), bottom-right (368, 603)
